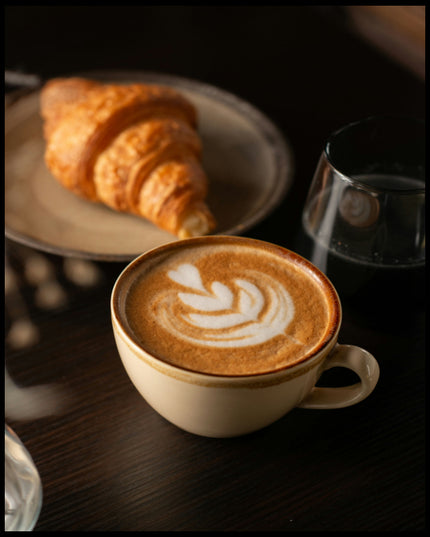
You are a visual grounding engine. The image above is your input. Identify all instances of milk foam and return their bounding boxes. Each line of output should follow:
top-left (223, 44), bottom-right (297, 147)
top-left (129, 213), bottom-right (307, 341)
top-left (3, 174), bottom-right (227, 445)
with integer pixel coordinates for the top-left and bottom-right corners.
top-left (125, 242), bottom-right (334, 375)
top-left (162, 263), bottom-right (297, 348)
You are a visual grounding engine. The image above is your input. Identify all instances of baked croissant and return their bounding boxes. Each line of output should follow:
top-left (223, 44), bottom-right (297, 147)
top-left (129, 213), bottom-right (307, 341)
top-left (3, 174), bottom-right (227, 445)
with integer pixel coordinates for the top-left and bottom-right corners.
top-left (40, 77), bottom-right (216, 238)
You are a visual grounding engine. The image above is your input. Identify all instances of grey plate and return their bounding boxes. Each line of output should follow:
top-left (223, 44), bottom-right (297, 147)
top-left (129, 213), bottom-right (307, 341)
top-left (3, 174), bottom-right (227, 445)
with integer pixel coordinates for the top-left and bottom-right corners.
top-left (5, 70), bottom-right (294, 262)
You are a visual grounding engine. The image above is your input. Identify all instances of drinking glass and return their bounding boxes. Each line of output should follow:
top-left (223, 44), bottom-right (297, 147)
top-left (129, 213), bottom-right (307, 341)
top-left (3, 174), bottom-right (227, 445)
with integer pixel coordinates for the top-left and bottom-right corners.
top-left (5, 424), bottom-right (42, 531)
top-left (300, 116), bottom-right (425, 312)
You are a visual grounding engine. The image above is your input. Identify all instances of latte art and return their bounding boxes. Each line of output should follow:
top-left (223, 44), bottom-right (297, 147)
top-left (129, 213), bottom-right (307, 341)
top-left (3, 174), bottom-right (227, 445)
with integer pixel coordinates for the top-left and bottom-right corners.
top-left (124, 239), bottom-right (334, 375)
top-left (162, 263), bottom-right (297, 348)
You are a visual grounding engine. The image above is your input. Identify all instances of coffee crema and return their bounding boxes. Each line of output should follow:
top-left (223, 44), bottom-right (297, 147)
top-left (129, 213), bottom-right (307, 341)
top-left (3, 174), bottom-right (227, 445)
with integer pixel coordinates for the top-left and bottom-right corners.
top-left (123, 238), bottom-right (338, 376)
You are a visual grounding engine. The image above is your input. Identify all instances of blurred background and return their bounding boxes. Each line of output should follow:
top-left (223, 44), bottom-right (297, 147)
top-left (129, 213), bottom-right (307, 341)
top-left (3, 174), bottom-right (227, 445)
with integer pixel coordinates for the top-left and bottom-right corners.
top-left (4, 6), bottom-right (426, 531)
top-left (5, 5), bottom-right (425, 244)
top-left (5, 3), bottom-right (426, 403)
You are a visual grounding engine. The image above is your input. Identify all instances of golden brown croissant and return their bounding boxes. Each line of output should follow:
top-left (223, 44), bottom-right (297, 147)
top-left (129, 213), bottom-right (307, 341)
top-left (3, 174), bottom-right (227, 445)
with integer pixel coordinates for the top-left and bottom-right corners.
top-left (40, 77), bottom-right (216, 238)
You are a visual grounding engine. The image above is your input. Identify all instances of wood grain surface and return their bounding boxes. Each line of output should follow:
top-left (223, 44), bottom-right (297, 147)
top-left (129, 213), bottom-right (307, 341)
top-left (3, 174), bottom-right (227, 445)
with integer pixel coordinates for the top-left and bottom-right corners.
top-left (5, 6), bottom-right (425, 531)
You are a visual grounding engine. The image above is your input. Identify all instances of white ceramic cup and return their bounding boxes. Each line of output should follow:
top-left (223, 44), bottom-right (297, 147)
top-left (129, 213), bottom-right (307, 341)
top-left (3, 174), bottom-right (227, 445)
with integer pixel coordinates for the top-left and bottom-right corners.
top-left (111, 237), bottom-right (380, 438)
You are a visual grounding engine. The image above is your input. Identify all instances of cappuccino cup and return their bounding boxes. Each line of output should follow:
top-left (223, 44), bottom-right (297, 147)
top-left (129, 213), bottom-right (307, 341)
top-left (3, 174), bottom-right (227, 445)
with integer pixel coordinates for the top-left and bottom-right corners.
top-left (111, 236), bottom-right (379, 437)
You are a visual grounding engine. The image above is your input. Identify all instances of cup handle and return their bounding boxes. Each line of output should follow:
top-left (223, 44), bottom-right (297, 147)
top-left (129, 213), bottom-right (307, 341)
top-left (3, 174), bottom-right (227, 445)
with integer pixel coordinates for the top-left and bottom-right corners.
top-left (298, 344), bottom-right (380, 409)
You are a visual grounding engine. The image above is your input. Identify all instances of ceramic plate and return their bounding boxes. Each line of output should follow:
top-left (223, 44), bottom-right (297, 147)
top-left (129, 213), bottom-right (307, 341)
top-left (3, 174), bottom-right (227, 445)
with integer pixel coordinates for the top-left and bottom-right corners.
top-left (5, 70), bottom-right (294, 261)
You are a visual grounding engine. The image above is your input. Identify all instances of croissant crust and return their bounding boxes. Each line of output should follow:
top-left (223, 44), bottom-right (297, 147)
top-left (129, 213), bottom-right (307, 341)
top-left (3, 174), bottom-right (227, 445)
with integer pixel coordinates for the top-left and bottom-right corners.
top-left (40, 77), bottom-right (216, 238)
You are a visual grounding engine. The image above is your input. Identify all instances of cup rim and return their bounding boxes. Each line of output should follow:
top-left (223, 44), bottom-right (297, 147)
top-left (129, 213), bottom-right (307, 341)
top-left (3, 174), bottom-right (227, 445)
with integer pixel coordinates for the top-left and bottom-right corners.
top-left (324, 115), bottom-right (425, 196)
top-left (111, 236), bottom-right (342, 381)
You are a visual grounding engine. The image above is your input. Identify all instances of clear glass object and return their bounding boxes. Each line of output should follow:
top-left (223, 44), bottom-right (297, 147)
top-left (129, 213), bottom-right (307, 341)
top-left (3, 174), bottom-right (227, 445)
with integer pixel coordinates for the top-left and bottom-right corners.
top-left (5, 424), bottom-right (42, 531)
top-left (300, 116), bottom-right (425, 309)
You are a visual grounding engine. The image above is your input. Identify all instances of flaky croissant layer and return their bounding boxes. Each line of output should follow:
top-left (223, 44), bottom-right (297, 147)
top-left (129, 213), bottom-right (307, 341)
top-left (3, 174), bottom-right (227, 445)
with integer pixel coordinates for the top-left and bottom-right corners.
top-left (40, 77), bottom-right (216, 238)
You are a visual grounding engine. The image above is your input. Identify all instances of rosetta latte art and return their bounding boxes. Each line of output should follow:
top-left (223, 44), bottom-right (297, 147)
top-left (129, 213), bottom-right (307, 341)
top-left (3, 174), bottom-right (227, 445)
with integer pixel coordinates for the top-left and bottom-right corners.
top-left (158, 263), bottom-right (297, 348)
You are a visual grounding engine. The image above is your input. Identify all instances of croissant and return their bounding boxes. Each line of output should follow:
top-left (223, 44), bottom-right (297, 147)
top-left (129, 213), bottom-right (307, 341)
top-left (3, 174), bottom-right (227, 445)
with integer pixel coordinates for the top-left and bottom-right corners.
top-left (40, 77), bottom-right (216, 238)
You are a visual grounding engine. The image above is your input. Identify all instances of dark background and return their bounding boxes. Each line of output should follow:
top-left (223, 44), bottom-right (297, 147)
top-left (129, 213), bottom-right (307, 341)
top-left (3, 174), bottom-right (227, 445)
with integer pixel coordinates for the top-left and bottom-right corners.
top-left (5, 5), bottom-right (425, 248)
top-left (5, 5), bottom-right (426, 531)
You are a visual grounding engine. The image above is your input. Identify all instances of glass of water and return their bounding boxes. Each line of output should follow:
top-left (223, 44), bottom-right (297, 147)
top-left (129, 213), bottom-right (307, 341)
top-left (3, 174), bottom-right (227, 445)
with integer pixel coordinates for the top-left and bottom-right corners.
top-left (5, 424), bottom-right (42, 531)
top-left (300, 116), bottom-right (425, 313)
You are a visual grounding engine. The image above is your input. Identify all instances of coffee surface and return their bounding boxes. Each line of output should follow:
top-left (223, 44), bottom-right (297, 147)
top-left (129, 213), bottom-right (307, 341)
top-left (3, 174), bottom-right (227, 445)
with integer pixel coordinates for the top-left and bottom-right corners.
top-left (125, 242), bottom-right (334, 375)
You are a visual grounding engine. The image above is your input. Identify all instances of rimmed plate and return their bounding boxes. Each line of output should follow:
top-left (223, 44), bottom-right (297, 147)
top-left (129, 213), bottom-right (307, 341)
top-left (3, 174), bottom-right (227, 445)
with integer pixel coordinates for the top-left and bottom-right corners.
top-left (5, 70), bottom-right (294, 262)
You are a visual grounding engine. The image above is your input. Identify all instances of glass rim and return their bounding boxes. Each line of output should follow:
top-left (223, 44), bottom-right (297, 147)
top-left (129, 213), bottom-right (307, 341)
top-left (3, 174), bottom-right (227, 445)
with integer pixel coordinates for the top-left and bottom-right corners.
top-left (324, 115), bottom-right (425, 196)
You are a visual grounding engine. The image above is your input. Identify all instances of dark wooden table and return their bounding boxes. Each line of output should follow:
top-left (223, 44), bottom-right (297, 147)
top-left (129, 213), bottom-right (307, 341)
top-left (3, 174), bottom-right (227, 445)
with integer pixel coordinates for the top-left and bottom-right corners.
top-left (5, 6), bottom-right (425, 531)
